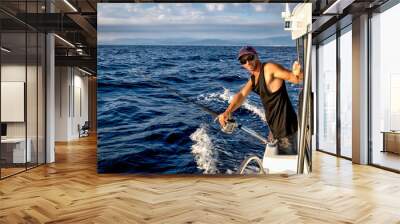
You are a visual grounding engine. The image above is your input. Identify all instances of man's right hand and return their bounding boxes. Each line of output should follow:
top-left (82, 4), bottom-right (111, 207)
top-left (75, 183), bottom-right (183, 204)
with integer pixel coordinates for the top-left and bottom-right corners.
top-left (218, 111), bottom-right (230, 128)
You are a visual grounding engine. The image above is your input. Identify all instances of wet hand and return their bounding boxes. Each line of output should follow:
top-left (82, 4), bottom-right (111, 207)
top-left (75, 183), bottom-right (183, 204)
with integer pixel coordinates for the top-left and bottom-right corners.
top-left (292, 61), bottom-right (303, 80)
top-left (218, 112), bottom-right (229, 128)
top-left (268, 132), bottom-right (274, 142)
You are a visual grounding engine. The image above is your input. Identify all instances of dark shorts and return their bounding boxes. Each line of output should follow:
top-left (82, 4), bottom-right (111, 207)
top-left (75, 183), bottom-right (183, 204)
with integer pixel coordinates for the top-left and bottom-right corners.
top-left (276, 132), bottom-right (298, 155)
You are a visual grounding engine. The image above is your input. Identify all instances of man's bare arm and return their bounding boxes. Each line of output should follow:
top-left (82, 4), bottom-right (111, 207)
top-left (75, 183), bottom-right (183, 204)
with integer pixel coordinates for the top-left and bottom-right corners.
top-left (224, 79), bottom-right (253, 114)
top-left (267, 62), bottom-right (303, 84)
top-left (218, 79), bottom-right (253, 127)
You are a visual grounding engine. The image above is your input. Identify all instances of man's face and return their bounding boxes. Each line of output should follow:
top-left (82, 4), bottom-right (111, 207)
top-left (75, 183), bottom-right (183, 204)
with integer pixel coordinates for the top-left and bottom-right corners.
top-left (239, 54), bottom-right (258, 73)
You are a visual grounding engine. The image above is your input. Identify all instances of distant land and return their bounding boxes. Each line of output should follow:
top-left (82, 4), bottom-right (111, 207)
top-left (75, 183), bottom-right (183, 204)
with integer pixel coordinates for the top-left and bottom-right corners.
top-left (98, 36), bottom-right (295, 47)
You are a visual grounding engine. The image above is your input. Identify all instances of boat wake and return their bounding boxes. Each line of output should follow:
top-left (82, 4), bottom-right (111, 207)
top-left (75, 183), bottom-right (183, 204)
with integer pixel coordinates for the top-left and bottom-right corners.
top-left (190, 124), bottom-right (218, 174)
top-left (198, 88), bottom-right (266, 122)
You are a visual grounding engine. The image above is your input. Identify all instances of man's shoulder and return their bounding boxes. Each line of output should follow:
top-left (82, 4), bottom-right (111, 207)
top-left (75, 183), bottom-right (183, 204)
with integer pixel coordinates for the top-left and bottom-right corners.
top-left (262, 62), bottom-right (277, 73)
top-left (263, 61), bottom-right (278, 67)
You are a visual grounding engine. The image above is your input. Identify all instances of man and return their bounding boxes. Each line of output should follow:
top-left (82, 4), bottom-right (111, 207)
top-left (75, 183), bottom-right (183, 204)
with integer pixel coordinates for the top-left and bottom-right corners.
top-left (218, 46), bottom-right (303, 155)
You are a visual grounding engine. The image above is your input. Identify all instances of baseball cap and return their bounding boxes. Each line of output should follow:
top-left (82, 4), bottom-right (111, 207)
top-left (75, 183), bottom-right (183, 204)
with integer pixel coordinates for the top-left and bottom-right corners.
top-left (237, 46), bottom-right (257, 60)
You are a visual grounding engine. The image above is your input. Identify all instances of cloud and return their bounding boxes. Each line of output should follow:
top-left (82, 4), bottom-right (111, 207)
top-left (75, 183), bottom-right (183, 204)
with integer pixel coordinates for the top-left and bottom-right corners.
top-left (98, 3), bottom-right (210, 25)
top-left (158, 14), bottom-right (165, 20)
top-left (98, 21), bottom-right (283, 34)
top-left (127, 4), bottom-right (140, 13)
top-left (98, 3), bottom-right (292, 44)
top-left (253, 4), bottom-right (267, 12)
top-left (98, 3), bottom-right (288, 26)
top-left (205, 3), bottom-right (225, 12)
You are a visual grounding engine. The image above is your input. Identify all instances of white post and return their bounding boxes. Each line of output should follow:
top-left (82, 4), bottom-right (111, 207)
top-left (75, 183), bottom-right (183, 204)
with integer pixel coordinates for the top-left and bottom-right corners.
top-left (45, 1), bottom-right (55, 163)
top-left (352, 14), bottom-right (369, 164)
top-left (46, 33), bottom-right (55, 163)
top-left (297, 30), bottom-right (313, 174)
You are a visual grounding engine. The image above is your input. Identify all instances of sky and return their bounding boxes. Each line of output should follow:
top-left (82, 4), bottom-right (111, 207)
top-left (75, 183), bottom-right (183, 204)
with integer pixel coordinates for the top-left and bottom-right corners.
top-left (98, 3), bottom-right (296, 46)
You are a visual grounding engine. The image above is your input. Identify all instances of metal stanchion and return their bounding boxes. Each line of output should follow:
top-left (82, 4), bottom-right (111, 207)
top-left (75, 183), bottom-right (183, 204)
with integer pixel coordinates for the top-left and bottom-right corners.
top-left (297, 28), bottom-right (312, 174)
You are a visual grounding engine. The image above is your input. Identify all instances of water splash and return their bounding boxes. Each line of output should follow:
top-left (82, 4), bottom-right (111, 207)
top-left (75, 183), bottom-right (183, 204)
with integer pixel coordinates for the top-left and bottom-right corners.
top-left (199, 88), bottom-right (266, 122)
top-left (219, 88), bottom-right (266, 122)
top-left (226, 169), bottom-right (234, 174)
top-left (190, 124), bottom-right (218, 174)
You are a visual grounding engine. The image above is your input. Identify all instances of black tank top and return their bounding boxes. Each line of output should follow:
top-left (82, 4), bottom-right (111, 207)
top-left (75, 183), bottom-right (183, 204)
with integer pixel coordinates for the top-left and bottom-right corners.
top-left (251, 63), bottom-right (298, 138)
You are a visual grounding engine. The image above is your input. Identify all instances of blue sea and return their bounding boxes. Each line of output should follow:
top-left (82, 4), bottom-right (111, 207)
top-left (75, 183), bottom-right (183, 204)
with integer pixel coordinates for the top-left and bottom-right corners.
top-left (97, 45), bottom-right (300, 174)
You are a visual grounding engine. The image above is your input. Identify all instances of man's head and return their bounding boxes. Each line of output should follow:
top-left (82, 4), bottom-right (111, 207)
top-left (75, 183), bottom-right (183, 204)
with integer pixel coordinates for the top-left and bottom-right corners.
top-left (237, 46), bottom-right (260, 73)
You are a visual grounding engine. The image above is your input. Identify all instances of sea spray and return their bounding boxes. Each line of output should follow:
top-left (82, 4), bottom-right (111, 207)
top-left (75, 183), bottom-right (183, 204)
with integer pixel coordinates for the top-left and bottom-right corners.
top-left (190, 124), bottom-right (218, 174)
top-left (219, 88), bottom-right (266, 122)
top-left (198, 88), bottom-right (266, 122)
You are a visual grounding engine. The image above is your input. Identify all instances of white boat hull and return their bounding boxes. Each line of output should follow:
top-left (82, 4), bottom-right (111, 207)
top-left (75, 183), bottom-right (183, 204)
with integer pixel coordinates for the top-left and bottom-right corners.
top-left (262, 144), bottom-right (308, 175)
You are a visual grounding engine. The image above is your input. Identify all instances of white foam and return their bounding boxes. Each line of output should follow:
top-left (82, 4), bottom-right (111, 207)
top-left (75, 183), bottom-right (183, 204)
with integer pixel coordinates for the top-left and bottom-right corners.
top-left (218, 87), bottom-right (232, 102)
top-left (198, 91), bottom-right (222, 103)
top-left (218, 88), bottom-right (266, 122)
top-left (190, 124), bottom-right (218, 174)
top-left (242, 102), bottom-right (266, 122)
top-left (226, 169), bottom-right (234, 174)
top-left (197, 88), bottom-right (266, 122)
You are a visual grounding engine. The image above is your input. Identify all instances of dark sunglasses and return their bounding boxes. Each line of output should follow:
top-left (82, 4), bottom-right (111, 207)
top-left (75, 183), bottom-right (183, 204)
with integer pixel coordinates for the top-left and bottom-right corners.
top-left (239, 54), bottom-right (255, 65)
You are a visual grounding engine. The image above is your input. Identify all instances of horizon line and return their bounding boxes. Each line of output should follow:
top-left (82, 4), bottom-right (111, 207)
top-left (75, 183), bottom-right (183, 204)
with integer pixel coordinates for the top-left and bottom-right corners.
top-left (97, 44), bottom-right (296, 47)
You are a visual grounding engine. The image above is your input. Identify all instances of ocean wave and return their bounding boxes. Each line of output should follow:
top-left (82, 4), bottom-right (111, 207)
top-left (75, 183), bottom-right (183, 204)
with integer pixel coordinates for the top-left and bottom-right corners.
top-left (226, 169), bottom-right (234, 174)
top-left (190, 124), bottom-right (218, 174)
top-left (187, 55), bottom-right (201, 60)
top-left (199, 88), bottom-right (266, 122)
top-left (162, 76), bottom-right (185, 83)
top-left (221, 88), bottom-right (266, 122)
top-left (97, 81), bottom-right (159, 89)
top-left (98, 45), bottom-right (298, 174)
top-left (217, 75), bottom-right (244, 82)
top-left (154, 62), bottom-right (177, 68)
